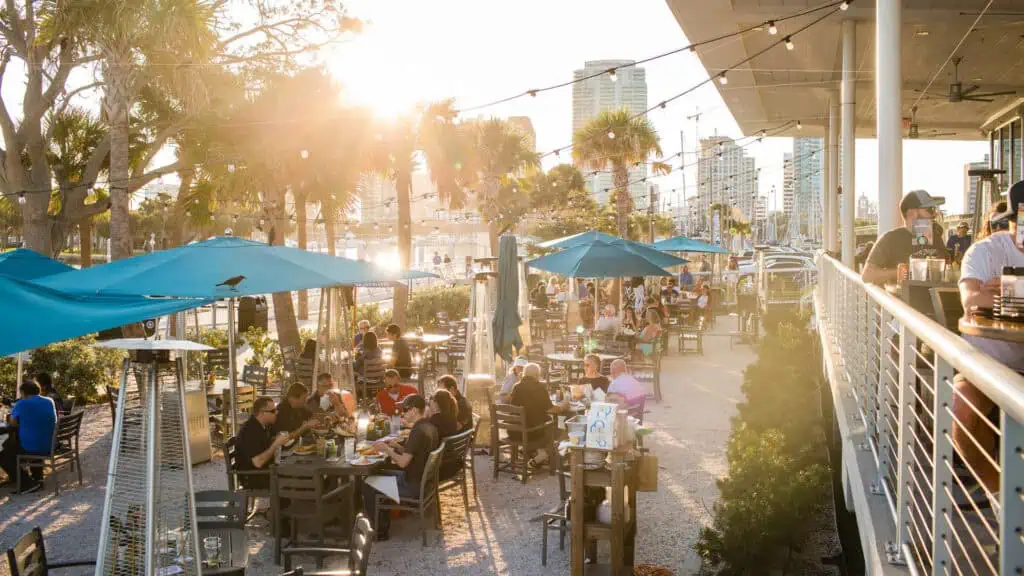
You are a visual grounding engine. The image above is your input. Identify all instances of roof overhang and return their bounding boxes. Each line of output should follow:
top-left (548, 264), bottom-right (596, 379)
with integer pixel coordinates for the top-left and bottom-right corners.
top-left (665, 0), bottom-right (1024, 140)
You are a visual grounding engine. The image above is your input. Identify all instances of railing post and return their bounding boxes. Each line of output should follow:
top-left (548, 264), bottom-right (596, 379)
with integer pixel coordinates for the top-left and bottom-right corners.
top-left (931, 358), bottom-right (954, 573)
top-left (862, 295), bottom-right (876, 432)
top-left (889, 323), bottom-right (916, 565)
top-left (1000, 412), bottom-right (1024, 574)
top-left (876, 307), bottom-right (892, 478)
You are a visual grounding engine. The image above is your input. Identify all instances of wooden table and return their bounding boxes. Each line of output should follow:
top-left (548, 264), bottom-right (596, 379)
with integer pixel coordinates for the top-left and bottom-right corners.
top-left (276, 447), bottom-right (389, 531)
top-left (545, 352), bottom-right (622, 365)
top-left (959, 315), bottom-right (1024, 342)
top-left (570, 447), bottom-right (636, 576)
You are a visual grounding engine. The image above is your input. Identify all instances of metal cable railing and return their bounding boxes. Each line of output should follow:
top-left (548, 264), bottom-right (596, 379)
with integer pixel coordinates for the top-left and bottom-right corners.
top-left (816, 255), bottom-right (1024, 575)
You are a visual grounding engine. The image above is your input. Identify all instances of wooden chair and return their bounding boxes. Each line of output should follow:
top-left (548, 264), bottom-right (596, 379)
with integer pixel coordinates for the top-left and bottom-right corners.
top-left (373, 442), bottom-right (446, 546)
top-left (679, 316), bottom-right (705, 355)
top-left (105, 384), bottom-right (138, 425)
top-left (218, 385), bottom-right (256, 438)
top-left (540, 449), bottom-right (572, 566)
top-left (438, 427), bottom-right (477, 514)
top-left (207, 348), bottom-right (231, 392)
top-left (194, 489), bottom-right (247, 531)
top-left (356, 357), bottom-right (388, 400)
top-left (60, 397), bottom-right (76, 415)
top-left (224, 436), bottom-right (272, 521)
top-left (273, 466), bottom-right (352, 563)
top-left (632, 350), bottom-right (661, 404)
top-left (17, 411), bottom-right (84, 495)
top-left (295, 358), bottom-right (315, 389)
top-left (282, 513), bottom-right (375, 575)
top-left (931, 287), bottom-right (964, 334)
top-left (490, 403), bottom-right (554, 484)
top-left (242, 364), bottom-right (270, 396)
top-left (6, 527), bottom-right (95, 576)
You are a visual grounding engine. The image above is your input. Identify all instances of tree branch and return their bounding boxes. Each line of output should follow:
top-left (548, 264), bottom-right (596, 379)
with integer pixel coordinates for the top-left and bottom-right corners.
top-left (0, 50), bottom-right (17, 155)
top-left (31, 40), bottom-right (77, 122)
top-left (4, 0), bottom-right (24, 54)
top-left (132, 115), bottom-right (194, 178)
top-left (127, 160), bottom-right (187, 194)
top-left (217, 17), bottom-right (321, 49)
top-left (79, 134), bottom-right (111, 189)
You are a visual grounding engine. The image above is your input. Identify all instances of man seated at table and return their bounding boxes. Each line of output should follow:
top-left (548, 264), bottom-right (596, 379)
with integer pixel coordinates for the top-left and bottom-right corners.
top-left (498, 356), bottom-right (529, 401)
top-left (307, 373), bottom-right (356, 420)
top-left (366, 394), bottom-right (439, 540)
top-left (595, 304), bottom-right (620, 334)
top-left (274, 383), bottom-right (315, 435)
top-left (234, 396), bottom-right (294, 490)
top-left (438, 374), bottom-right (473, 432)
top-left (0, 380), bottom-right (56, 493)
top-left (509, 362), bottom-right (554, 467)
top-left (353, 320), bottom-right (371, 350)
top-left (608, 359), bottom-right (646, 408)
top-left (386, 324), bottom-right (414, 379)
top-left (376, 369), bottom-right (417, 416)
top-left (955, 180), bottom-right (1024, 496)
top-left (580, 354), bottom-right (610, 393)
top-left (861, 190), bottom-right (950, 285)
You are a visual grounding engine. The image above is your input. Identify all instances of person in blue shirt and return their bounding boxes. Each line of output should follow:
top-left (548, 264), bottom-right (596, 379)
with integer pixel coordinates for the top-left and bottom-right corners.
top-left (0, 380), bottom-right (57, 493)
top-left (946, 222), bottom-right (972, 263)
top-left (678, 265), bottom-right (695, 289)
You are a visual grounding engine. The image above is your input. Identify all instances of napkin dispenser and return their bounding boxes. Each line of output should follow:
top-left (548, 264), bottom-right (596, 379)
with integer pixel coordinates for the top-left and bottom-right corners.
top-left (585, 401), bottom-right (627, 450)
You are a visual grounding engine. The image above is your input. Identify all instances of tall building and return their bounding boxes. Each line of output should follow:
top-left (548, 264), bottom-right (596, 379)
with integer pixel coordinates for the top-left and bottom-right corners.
top-left (571, 60), bottom-right (648, 206)
top-left (857, 194), bottom-right (877, 222)
top-left (963, 154), bottom-right (991, 214)
top-left (782, 152), bottom-right (794, 217)
top-left (695, 136), bottom-right (758, 233)
top-left (508, 116), bottom-right (536, 153)
top-left (358, 174), bottom-right (394, 224)
top-left (790, 137), bottom-right (824, 240)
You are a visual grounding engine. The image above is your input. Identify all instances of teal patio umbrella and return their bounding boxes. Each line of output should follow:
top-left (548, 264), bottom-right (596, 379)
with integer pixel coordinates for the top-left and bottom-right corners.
top-left (651, 235), bottom-right (729, 254)
top-left (0, 248), bottom-right (73, 280)
top-left (492, 235), bottom-right (522, 362)
top-left (538, 230), bottom-right (688, 268)
top-left (526, 239), bottom-right (671, 279)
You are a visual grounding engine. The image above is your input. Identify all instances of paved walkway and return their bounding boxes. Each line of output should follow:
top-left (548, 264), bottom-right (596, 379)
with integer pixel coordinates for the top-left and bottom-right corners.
top-left (0, 322), bottom-right (754, 576)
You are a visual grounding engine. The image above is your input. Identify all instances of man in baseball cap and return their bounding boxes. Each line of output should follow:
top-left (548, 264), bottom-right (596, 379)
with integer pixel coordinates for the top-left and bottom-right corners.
top-left (862, 190), bottom-right (949, 284)
top-left (946, 221), bottom-right (972, 263)
top-left (498, 356), bottom-right (529, 400)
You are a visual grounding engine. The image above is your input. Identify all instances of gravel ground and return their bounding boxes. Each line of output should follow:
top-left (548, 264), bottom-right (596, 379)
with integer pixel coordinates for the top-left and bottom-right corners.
top-left (0, 323), bottom-right (752, 576)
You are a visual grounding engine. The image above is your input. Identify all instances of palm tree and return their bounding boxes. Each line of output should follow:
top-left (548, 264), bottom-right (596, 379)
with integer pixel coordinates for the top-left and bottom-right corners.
top-left (572, 109), bottom-right (668, 240)
top-left (46, 108), bottom-right (106, 265)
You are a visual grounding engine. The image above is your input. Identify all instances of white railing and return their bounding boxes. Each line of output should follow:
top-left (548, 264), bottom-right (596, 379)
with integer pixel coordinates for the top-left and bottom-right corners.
top-left (816, 255), bottom-right (1024, 576)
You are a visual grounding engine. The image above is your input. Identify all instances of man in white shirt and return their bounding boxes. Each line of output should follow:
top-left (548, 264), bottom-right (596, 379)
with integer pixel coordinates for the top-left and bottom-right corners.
top-left (607, 359), bottom-right (645, 406)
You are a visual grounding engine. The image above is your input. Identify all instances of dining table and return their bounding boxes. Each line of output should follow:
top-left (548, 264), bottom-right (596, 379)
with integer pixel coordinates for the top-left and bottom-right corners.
top-left (958, 315), bottom-right (1024, 342)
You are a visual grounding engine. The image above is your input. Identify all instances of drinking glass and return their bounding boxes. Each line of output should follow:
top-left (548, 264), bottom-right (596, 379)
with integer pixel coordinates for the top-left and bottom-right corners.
top-left (202, 536), bottom-right (221, 567)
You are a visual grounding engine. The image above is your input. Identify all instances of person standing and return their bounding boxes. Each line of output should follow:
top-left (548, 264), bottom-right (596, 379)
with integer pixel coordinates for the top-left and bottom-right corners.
top-left (946, 221), bottom-right (972, 264)
top-left (0, 381), bottom-right (57, 492)
top-left (386, 324), bottom-right (414, 379)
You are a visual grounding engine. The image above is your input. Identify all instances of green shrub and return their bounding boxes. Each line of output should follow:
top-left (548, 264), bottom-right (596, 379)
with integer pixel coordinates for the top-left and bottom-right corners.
top-left (406, 285), bottom-right (470, 329)
top-left (0, 336), bottom-right (126, 404)
top-left (355, 302), bottom-right (393, 336)
top-left (245, 327), bottom-right (283, 382)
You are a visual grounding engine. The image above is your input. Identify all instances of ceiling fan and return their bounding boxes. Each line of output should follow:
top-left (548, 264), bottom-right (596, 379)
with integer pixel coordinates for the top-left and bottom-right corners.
top-left (904, 106), bottom-right (956, 139)
top-left (914, 57), bottom-right (1017, 103)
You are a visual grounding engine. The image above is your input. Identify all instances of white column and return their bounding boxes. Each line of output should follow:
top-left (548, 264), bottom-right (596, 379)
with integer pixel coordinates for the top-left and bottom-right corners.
top-left (876, 0), bottom-right (902, 235)
top-left (829, 93), bottom-right (840, 252)
top-left (823, 108), bottom-right (833, 249)
top-left (841, 19), bottom-right (857, 267)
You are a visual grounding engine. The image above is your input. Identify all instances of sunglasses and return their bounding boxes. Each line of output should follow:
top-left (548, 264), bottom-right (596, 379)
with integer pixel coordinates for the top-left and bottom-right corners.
top-left (262, 408), bottom-right (277, 414)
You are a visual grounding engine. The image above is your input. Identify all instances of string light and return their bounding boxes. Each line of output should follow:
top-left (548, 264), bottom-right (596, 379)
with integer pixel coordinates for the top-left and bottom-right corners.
top-left (797, 121), bottom-right (803, 130)
top-left (785, 36), bottom-right (794, 50)
top-left (227, 164), bottom-right (236, 173)
top-left (718, 72), bottom-right (728, 85)
top-left (528, 90), bottom-right (537, 97)
top-left (840, 1), bottom-right (849, 10)
top-left (768, 21), bottom-right (778, 35)
top-left (300, 150), bottom-right (309, 159)
top-left (607, 131), bottom-right (616, 140)
top-left (607, 69), bottom-right (617, 82)
top-left (18, 192), bottom-right (26, 205)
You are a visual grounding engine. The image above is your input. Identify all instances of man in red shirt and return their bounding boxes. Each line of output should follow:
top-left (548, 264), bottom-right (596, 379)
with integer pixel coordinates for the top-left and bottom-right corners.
top-left (376, 369), bottom-right (418, 416)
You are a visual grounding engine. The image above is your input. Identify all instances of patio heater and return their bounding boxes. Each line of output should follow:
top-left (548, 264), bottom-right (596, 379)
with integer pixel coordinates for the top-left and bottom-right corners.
top-left (464, 270), bottom-right (497, 378)
top-left (314, 285), bottom-right (356, 387)
top-left (968, 167), bottom-right (1005, 239)
top-left (93, 339), bottom-right (213, 576)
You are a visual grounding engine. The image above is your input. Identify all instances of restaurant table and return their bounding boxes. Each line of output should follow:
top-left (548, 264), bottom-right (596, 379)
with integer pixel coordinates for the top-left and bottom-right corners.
top-left (958, 315), bottom-right (1024, 342)
top-left (545, 352), bottom-right (623, 365)
top-left (197, 523), bottom-right (248, 576)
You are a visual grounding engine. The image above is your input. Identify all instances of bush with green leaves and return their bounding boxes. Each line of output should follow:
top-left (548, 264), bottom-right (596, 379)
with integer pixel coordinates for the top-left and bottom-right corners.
top-left (245, 327), bottom-right (283, 382)
top-left (0, 336), bottom-right (126, 404)
top-left (185, 328), bottom-right (240, 378)
top-left (406, 284), bottom-right (470, 329)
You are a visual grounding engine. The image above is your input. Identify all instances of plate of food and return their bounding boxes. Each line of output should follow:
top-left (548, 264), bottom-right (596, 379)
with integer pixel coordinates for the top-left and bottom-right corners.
top-left (357, 444), bottom-right (380, 457)
top-left (348, 455), bottom-right (385, 466)
top-left (293, 444), bottom-right (316, 456)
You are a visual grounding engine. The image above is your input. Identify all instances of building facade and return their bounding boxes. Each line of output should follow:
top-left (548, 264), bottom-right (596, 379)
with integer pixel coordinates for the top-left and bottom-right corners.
top-left (695, 136), bottom-right (758, 233)
top-left (782, 152), bottom-right (794, 217)
top-left (790, 137), bottom-right (824, 241)
top-left (571, 59), bottom-right (648, 206)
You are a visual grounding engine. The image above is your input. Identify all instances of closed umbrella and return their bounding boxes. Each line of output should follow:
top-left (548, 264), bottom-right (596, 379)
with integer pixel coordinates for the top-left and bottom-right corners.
top-left (651, 235), bottom-right (729, 254)
top-left (492, 235), bottom-right (523, 363)
top-left (37, 235), bottom-right (435, 433)
top-left (0, 248), bottom-right (73, 280)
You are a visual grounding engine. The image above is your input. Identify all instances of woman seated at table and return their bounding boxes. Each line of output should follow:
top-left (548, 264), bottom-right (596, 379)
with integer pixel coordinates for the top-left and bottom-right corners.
top-left (696, 284), bottom-right (712, 325)
top-left (438, 375), bottom-right (474, 432)
top-left (579, 353), bottom-right (610, 393)
top-left (353, 331), bottom-right (382, 377)
top-left (635, 309), bottom-right (663, 358)
top-left (428, 389), bottom-right (460, 438)
top-left (621, 306), bottom-right (638, 333)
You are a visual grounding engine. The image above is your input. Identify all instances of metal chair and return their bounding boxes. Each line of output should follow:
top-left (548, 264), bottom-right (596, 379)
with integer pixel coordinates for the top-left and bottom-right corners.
top-left (218, 385), bottom-right (256, 439)
top-left (931, 286), bottom-right (964, 334)
top-left (373, 442), bottom-right (446, 546)
top-left (438, 427), bottom-right (477, 514)
top-left (356, 357), bottom-right (388, 400)
top-left (224, 436), bottom-right (272, 521)
top-left (6, 527), bottom-right (95, 576)
top-left (273, 466), bottom-right (352, 563)
top-left (282, 513), bottom-right (375, 575)
top-left (242, 364), bottom-right (270, 396)
top-left (490, 403), bottom-right (555, 484)
top-left (540, 450), bottom-right (572, 566)
top-left (16, 411), bottom-right (84, 495)
top-left (194, 489), bottom-right (247, 531)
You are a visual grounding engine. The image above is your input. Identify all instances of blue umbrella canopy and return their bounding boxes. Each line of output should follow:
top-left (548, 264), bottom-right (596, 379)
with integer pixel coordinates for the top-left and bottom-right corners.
top-left (36, 236), bottom-right (435, 298)
top-left (492, 235), bottom-right (523, 362)
top-left (0, 275), bottom-right (208, 356)
top-left (537, 230), bottom-right (688, 268)
top-left (538, 230), bottom-right (618, 250)
top-left (0, 248), bottom-right (74, 280)
top-left (526, 240), bottom-right (671, 278)
top-left (651, 235), bottom-right (729, 254)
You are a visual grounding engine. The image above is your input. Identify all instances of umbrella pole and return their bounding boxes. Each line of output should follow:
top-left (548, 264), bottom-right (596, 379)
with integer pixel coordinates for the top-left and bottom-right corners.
top-left (594, 281), bottom-right (600, 330)
top-left (227, 297), bottom-right (238, 437)
top-left (16, 352), bottom-right (23, 389)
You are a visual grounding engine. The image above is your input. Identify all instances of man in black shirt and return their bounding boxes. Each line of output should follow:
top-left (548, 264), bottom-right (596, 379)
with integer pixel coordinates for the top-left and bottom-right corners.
top-left (364, 394), bottom-right (439, 540)
top-left (274, 383), bottom-right (315, 435)
top-left (386, 324), bottom-right (413, 379)
top-left (439, 374), bottom-right (473, 432)
top-left (235, 396), bottom-right (292, 490)
top-left (509, 364), bottom-right (554, 466)
top-left (862, 190), bottom-right (949, 285)
top-left (580, 354), bottom-right (610, 393)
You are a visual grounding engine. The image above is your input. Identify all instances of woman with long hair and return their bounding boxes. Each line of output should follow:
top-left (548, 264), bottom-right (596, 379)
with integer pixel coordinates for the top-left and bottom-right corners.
top-left (429, 388), bottom-right (459, 438)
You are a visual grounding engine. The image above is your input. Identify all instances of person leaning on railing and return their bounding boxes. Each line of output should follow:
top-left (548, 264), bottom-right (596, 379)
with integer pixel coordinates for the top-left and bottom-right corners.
top-left (955, 181), bottom-right (1024, 495)
top-left (861, 190), bottom-right (950, 285)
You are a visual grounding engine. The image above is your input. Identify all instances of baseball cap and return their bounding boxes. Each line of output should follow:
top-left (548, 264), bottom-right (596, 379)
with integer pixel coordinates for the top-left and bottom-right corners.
top-left (957, 221), bottom-right (969, 230)
top-left (900, 189), bottom-right (945, 215)
top-left (992, 180), bottom-right (1024, 222)
top-left (400, 394), bottom-right (426, 412)
top-left (512, 357), bottom-right (529, 368)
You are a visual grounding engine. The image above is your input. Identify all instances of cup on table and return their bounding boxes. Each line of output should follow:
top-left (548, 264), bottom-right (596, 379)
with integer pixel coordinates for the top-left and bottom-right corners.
top-left (202, 536), bottom-right (221, 567)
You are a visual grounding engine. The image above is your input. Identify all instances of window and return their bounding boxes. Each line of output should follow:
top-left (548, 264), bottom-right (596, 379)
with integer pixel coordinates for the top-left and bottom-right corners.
top-left (1001, 125), bottom-right (1011, 191)
top-left (1013, 119), bottom-right (1022, 184)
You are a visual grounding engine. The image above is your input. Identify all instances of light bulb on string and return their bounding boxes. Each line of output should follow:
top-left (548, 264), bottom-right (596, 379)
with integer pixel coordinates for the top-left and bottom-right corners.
top-left (300, 150), bottom-right (309, 159)
top-left (607, 131), bottom-right (616, 140)
top-left (17, 192), bottom-right (26, 205)
top-left (373, 223), bottom-right (379, 231)
top-left (607, 69), bottom-right (617, 82)
top-left (840, 1), bottom-right (849, 10)
top-left (227, 164), bottom-right (236, 174)
top-left (796, 121), bottom-right (803, 130)
top-left (718, 72), bottom-right (728, 85)
top-left (527, 90), bottom-right (537, 98)
top-left (784, 36), bottom-right (794, 50)
top-left (767, 21), bottom-right (778, 35)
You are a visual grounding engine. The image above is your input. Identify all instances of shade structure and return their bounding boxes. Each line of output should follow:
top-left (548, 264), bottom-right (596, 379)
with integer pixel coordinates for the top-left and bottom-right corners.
top-left (526, 240), bottom-right (672, 278)
top-left (36, 236), bottom-right (435, 298)
top-left (492, 236), bottom-right (522, 363)
top-left (0, 276), bottom-right (208, 356)
top-left (536, 230), bottom-right (688, 268)
top-left (651, 235), bottom-right (729, 254)
top-left (0, 248), bottom-right (73, 280)
top-left (537, 230), bottom-right (618, 250)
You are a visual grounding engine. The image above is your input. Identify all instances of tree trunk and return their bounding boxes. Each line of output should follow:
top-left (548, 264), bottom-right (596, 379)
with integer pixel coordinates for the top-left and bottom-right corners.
top-left (488, 223), bottom-right (500, 257)
top-left (392, 171), bottom-right (412, 329)
top-left (22, 194), bottom-right (53, 256)
top-left (324, 202), bottom-right (336, 256)
top-left (80, 218), bottom-right (93, 268)
top-left (105, 63), bottom-right (133, 261)
top-left (613, 164), bottom-right (630, 239)
top-left (295, 193), bottom-right (308, 320)
top-left (266, 194), bottom-right (300, 354)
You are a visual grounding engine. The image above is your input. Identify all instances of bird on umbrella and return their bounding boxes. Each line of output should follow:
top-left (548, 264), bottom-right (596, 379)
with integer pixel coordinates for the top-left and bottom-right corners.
top-left (216, 275), bottom-right (246, 291)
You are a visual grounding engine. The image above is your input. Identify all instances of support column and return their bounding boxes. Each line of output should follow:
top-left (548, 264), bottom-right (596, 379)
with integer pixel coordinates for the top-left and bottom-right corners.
top-left (823, 106), bottom-right (833, 249)
top-left (841, 18), bottom-right (857, 267)
top-left (829, 93), bottom-right (840, 253)
top-left (876, 0), bottom-right (902, 235)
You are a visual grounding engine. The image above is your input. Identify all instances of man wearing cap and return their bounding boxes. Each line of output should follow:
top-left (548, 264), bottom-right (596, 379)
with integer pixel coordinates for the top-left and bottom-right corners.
top-left (862, 190), bottom-right (949, 285)
top-left (499, 356), bottom-right (529, 400)
top-left (954, 180), bottom-right (1024, 495)
top-left (946, 221), bottom-right (972, 264)
top-left (365, 394), bottom-right (439, 540)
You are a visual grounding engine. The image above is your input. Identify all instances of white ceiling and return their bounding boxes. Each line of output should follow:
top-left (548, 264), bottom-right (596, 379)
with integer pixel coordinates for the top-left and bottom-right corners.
top-left (665, 0), bottom-right (1024, 140)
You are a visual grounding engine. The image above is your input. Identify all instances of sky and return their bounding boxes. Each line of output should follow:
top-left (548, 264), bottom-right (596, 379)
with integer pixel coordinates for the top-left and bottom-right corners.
top-left (329, 0), bottom-right (989, 215)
